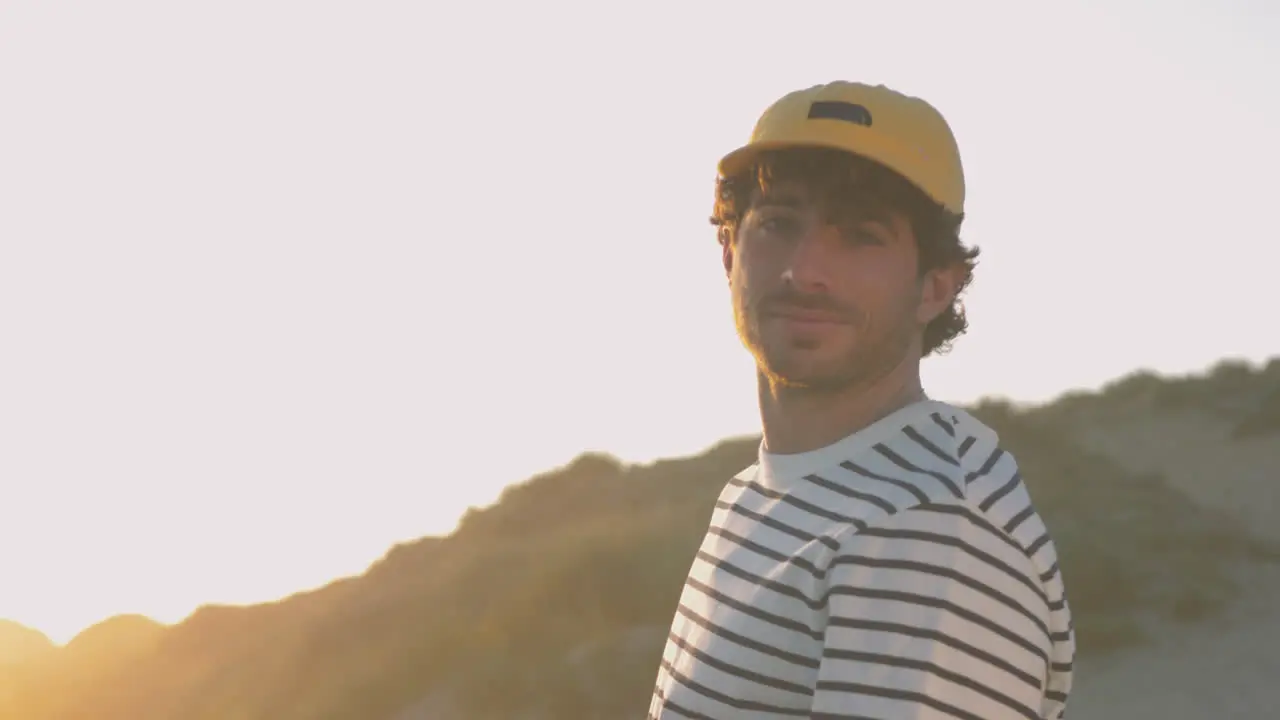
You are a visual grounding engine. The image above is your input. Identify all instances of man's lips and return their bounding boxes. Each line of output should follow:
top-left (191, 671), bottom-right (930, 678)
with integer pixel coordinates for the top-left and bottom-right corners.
top-left (763, 306), bottom-right (847, 324)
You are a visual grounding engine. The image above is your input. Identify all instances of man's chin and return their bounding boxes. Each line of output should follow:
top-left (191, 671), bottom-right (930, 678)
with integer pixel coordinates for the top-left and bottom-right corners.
top-left (768, 371), bottom-right (855, 393)
top-left (759, 354), bottom-right (855, 392)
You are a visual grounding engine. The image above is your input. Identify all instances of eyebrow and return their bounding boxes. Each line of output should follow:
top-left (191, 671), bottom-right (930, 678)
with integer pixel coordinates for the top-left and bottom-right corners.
top-left (751, 192), bottom-right (894, 226)
top-left (750, 192), bottom-right (807, 211)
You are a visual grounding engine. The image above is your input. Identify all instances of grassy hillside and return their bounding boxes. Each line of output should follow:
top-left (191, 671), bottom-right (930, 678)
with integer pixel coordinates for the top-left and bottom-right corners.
top-left (2, 358), bottom-right (1278, 720)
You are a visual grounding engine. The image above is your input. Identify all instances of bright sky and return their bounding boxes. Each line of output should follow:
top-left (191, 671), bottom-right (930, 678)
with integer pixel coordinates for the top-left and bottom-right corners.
top-left (1, 0), bottom-right (1276, 644)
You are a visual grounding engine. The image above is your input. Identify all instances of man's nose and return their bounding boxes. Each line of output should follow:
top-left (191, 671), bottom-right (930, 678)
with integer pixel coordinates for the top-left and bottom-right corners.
top-left (781, 223), bottom-right (842, 291)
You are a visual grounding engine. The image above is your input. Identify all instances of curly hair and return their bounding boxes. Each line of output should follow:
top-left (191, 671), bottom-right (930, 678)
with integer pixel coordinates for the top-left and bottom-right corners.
top-left (711, 147), bottom-right (980, 357)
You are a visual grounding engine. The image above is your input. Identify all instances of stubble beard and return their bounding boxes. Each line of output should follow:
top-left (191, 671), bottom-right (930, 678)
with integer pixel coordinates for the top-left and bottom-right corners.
top-left (736, 295), bottom-right (917, 398)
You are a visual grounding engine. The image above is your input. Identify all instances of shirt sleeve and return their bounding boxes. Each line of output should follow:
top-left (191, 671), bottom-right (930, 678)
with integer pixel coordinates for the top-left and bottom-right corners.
top-left (809, 502), bottom-right (1055, 720)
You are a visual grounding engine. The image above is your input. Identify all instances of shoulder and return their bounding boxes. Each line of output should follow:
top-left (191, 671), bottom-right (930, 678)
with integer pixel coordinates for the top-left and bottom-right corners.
top-left (871, 402), bottom-right (1053, 558)
top-left (830, 498), bottom-right (1041, 587)
top-left (826, 499), bottom-right (1055, 653)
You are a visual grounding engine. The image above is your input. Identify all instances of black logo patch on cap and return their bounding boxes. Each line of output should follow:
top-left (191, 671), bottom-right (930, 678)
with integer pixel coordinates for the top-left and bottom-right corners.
top-left (808, 101), bottom-right (872, 127)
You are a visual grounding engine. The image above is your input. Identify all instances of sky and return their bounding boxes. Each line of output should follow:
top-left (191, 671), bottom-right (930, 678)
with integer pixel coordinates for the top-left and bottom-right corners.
top-left (1, 0), bottom-right (1276, 644)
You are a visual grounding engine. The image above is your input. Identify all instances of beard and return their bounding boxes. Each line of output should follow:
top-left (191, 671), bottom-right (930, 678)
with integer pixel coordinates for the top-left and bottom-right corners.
top-left (733, 284), bottom-right (918, 395)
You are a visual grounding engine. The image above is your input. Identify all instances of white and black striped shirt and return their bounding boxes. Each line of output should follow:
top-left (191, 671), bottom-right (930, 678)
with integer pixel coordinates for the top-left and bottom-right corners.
top-left (648, 400), bottom-right (1074, 719)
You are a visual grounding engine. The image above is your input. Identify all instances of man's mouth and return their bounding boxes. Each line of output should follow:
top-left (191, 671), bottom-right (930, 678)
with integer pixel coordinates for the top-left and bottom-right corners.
top-left (765, 305), bottom-right (846, 324)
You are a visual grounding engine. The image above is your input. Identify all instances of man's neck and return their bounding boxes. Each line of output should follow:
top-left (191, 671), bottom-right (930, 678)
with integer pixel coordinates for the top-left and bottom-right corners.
top-left (757, 360), bottom-right (926, 456)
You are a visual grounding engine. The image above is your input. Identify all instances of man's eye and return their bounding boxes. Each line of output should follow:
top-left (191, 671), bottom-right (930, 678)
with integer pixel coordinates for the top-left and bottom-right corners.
top-left (843, 225), bottom-right (885, 245)
top-left (759, 216), bottom-right (799, 235)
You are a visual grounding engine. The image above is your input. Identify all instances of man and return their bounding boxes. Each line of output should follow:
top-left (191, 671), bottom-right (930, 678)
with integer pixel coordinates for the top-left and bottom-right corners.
top-left (647, 81), bottom-right (1074, 719)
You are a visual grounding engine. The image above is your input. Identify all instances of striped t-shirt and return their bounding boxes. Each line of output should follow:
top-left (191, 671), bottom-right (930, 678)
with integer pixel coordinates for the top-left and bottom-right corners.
top-left (648, 399), bottom-right (1074, 719)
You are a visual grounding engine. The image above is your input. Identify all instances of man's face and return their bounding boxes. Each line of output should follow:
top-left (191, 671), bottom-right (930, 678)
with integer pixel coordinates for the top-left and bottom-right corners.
top-left (725, 177), bottom-right (946, 392)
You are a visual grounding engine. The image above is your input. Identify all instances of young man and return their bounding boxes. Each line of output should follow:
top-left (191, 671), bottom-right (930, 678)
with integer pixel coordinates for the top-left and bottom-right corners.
top-left (648, 82), bottom-right (1074, 719)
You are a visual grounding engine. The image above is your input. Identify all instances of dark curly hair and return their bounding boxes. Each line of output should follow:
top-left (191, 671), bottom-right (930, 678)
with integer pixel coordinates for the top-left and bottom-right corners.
top-left (711, 147), bottom-right (980, 357)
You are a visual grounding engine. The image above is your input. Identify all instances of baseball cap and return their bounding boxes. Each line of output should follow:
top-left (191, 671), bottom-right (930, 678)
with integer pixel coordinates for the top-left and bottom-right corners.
top-left (717, 81), bottom-right (966, 215)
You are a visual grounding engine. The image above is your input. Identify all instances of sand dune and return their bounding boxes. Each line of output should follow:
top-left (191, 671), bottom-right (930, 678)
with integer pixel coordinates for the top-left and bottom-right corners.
top-left (1067, 564), bottom-right (1280, 719)
top-left (1075, 411), bottom-right (1280, 543)
top-left (1062, 394), bottom-right (1280, 718)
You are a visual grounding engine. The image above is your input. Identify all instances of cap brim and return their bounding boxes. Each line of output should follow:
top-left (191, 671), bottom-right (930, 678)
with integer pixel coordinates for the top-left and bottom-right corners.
top-left (718, 139), bottom-right (884, 179)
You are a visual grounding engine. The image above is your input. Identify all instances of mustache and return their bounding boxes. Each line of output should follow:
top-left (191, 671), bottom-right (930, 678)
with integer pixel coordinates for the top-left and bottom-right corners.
top-left (757, 289), bottom-right (859, 321)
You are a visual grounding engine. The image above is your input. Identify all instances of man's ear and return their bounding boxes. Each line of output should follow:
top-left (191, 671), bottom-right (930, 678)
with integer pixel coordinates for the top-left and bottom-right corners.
top-left (916, 263), bottom-right (963, 325)
top-left (720, 229), bottom-right (734, 277)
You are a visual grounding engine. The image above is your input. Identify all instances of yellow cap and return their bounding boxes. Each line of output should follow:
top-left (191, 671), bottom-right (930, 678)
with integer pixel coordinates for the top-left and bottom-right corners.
top-left (718, 81), bottom-right (965, 214)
